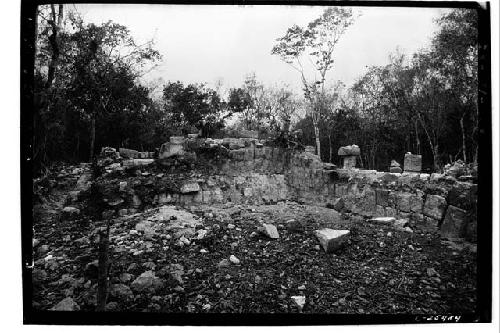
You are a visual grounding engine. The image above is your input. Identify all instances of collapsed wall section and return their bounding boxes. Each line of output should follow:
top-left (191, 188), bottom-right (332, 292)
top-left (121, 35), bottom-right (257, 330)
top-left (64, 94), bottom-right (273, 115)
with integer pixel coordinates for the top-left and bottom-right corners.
top-left (97, 142), bottom-right (477, 242)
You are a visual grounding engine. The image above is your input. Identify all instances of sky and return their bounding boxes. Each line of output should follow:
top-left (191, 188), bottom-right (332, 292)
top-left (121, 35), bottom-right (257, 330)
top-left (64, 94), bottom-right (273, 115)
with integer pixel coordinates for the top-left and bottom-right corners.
top-left (73, 4), bottom-right (448, 96)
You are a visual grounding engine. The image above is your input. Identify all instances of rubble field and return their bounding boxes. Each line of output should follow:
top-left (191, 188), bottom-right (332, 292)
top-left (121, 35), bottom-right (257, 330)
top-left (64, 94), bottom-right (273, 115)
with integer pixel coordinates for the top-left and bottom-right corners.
top-left (31, 162), bottom-right (477, 314)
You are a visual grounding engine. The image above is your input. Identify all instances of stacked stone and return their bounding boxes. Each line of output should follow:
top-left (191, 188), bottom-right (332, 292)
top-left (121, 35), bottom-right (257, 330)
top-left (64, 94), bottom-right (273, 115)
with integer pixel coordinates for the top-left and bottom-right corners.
top-left (338, 145), bottom-right (360, 169)
top-left (159, 136), bottom-right (185, 159)
top-left (304, 146), bottom-right (316, 155)
top-left (389, 160), bottom-right (402, 173)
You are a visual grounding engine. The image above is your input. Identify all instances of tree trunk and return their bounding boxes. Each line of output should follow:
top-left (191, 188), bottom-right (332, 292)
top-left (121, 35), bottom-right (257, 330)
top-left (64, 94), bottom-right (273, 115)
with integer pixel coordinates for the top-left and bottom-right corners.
top-left (460, 114), bottom-right (467, 163)
top-left (431, 144), bottom-right (440, 172)
top-left (414, 120), bottom-right (421, 155)
top-left (45, 4), bottom-right (63, 89)
top-left (89, 115), bottom-right (96, 162)
top-left (313, 120), bottom-right (321, 159)
top-left (328, 133), bottom-right (332, 163)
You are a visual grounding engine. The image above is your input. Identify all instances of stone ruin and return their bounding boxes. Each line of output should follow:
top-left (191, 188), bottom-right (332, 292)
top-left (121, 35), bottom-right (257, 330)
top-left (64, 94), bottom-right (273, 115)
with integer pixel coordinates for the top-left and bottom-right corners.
top-left (338, 145), bottom-right (360, 169)
top-left (95, 137), bottom-right (478, 244)
top-left (404, 152), bottom-right (422, 172)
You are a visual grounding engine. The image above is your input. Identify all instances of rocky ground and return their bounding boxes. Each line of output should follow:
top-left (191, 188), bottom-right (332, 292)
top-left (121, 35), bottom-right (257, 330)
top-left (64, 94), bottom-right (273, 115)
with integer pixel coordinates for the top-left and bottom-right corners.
top-left (31, 164), bottom-right (477, 314)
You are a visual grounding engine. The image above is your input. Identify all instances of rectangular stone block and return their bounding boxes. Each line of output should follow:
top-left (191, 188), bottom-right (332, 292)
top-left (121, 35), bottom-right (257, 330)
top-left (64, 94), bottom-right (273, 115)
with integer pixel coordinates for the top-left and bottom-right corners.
top-left (404, 153), bottom-right (422, 172)
top-left (396, 192), bottom-right (413, 212)
top-left (342, 156), bottom-right (357, 169)
top-left (202, 191), bottom-right (211, 203)
top-left (423, 194), bottom-right (447, 220)
top-left (315, 229), bottom-right (350, 253)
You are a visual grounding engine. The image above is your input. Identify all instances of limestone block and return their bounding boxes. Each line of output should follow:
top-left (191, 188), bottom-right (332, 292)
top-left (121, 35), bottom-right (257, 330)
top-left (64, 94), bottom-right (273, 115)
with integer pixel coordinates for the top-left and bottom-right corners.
top-left (119, 148), bottom-right (139, 159)
top-left (375, 205), bottom-right (386, 217)
top-left (202, 191), bottom-right (212, 203)
top-left (440, 205), bottom-right (468, 239)
top-left (258, 223), bottom-right (280, 239)
top-left (423, 194), bottom-right (447, 220)
top-left (305, 146), bottom-right (316, 154)
top-left (122, 159), bottom-right (154, 167)
top-left (396, 192), bottom-right (413, 212)
top-left (410, 192), bottom-right (424, 212)
top-left (180, 182), bottom-right (200, 194)
top-left (338, 145), bottom-right (360, 156)
top-left (314, 229), bottom-right (350, 253)
top-left (369, 217), bottom-right (396, 224)
top-left (390, 166), bottom-right (403, 173)
top-left (342, 155), bottom-right (357, 169)
top-left (385, 206), bottom-right (397, 217)
top-left (404, 153), bottom-right (422, 172)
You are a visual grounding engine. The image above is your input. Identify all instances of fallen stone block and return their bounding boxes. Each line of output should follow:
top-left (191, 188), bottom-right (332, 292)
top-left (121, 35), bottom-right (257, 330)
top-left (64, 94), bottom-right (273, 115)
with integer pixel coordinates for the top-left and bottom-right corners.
top-left (119, 148), bottom-right (139, 159)
top-left (50, 297), bottom-right (80, 311)
top-left (368, 217), bottom-right (396, 224)
top-left (122, 159), bottom-right (154, 167)
top-left (62, 206), bottom-right (80, 218)
top-left (130, 271), bottom-right (164, 293)
top-left (314, 228), bottom-right (350, 253)
top-left (258, 223), bottom-right (280, 239)
top-left (180, 182), bottom-right (200, 194)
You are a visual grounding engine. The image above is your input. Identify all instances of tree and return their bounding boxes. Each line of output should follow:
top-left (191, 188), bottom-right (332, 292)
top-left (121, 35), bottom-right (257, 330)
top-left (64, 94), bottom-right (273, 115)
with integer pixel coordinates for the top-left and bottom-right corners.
top-left (65, 17), bottom-right (161, 161)
top-left (162, 81), bottom-right (225, 137)
top-left (272, 7), bottom-right (357, 159)
top-left (432, 9), bottom-right (478, 164)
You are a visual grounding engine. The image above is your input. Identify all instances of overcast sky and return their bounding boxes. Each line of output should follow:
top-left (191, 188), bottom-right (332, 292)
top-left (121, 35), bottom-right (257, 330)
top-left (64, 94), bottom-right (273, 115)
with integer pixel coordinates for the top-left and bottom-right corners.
top-left (73, 4), bottom-right (447, 95)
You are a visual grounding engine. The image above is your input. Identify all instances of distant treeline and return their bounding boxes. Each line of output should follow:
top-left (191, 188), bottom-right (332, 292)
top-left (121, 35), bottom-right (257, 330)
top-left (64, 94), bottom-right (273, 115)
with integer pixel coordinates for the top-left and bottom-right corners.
top-left (32, 5), bottom-right (479, 175)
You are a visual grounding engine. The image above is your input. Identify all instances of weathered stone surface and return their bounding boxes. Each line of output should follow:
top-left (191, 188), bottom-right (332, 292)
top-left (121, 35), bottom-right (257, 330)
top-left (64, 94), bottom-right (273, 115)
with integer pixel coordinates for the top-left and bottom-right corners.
top-left (180, 182), bottom-right (200, 194)
top-left (291, 295), bottom-right (306, 310)
top-left (119, 148), bottom-right (139, 159)
top-left (342, 155), bottom-right (357, 169)
top-left (440, 205), bottom-right (468, 239)
top-left (50, 297), bottom-right (80, 311)
top-left (395, 193), bottom-right (412, 212)
top-left (375, 189), bottom-right (390, 207)
top-left (447, 182), bottom-right (477, 210)
top-left (229, 255), bottom-right (241, 265)
top-left (62, 206), bottom-right (80, 217)
top-left (369, 217), bottom-right (396, 224)
top-left (110, 284), bottom-right (134, 301)
top-left (423, 195), bottom-right (447, 220)
top-left (389, 166), bottom-right (402, 173)
top-left (390, 160), bottom-right (401, 167)
top-left (122, 159), bottom-right (154, 167)
top-left (410, 192), bottom-right (424, 212)
top-left (404, 153), bottom-right (422, 172)
top-left (305, 146), bottom-right (316, 154)
top-left (130, 271), bottom-right (164, 293)
top-left (314, 229), bottom-right (350, 253)
top-left (259, 223), bottom-right (280, 239)
top-left (338, 145), bottom-right (360, 156)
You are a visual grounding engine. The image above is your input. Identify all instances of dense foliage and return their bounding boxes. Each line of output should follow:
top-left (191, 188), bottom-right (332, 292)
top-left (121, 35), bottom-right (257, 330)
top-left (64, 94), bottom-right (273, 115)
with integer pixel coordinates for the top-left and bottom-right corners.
top-left (32, 6), bottom-right (479, 175)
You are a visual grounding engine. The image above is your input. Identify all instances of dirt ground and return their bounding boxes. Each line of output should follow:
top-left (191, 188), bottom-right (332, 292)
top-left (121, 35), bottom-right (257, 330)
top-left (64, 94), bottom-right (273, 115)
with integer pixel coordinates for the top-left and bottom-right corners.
top-left (31, 165), bottom-right (477, 314)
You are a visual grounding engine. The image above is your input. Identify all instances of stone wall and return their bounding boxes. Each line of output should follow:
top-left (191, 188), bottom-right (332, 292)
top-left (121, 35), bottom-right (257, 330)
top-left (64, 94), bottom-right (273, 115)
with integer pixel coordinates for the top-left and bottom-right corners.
top-left (97, 141), bottom-right (477, 242)
top-left (285, 153), bottom-right (477, 242)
